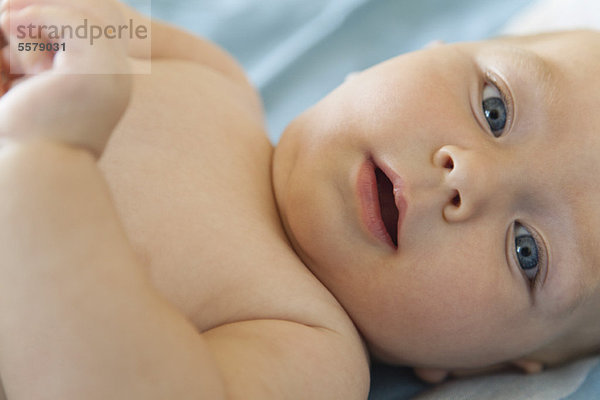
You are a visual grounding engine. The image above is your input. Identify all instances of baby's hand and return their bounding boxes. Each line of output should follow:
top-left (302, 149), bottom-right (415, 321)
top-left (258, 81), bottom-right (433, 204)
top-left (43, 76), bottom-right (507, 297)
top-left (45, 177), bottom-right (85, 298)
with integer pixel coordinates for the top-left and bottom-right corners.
top-left (0, 0), bottom-right (133, 157)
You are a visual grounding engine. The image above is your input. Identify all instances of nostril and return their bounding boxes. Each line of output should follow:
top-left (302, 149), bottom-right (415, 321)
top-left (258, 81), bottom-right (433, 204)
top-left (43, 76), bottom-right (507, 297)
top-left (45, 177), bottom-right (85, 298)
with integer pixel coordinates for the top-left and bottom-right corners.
top-left (451, 191), bottom-right (461, 207)
top-left (434, 147), bottom-right (455, 171)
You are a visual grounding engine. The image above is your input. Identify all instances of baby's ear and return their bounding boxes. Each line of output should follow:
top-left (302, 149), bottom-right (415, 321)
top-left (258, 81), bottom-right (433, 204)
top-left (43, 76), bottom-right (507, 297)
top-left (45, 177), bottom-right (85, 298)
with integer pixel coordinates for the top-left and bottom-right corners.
top-left (424, 40), bottom-right (445, 49)
top-left (413, 367), bottom-right (449, 383)
top-left (344, 71), bottom-right (360, 82)
top-left (511, 358), bottom-right (544, 374)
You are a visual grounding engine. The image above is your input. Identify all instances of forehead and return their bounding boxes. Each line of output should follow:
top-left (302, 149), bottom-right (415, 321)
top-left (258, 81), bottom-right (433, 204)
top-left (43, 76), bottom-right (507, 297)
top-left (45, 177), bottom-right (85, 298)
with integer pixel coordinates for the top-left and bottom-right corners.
top-left (528, 32), bottom-right (600, 289)
top-left (464, 31), bottom-right (600, 306)
top-left (513, 32), bottom-right (600, 300)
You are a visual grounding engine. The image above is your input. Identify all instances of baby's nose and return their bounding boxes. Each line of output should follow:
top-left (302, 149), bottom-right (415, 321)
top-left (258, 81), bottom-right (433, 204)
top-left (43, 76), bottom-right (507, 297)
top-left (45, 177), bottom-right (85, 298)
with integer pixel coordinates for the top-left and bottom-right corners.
top-left (433, 145), bottom-right (499, 223)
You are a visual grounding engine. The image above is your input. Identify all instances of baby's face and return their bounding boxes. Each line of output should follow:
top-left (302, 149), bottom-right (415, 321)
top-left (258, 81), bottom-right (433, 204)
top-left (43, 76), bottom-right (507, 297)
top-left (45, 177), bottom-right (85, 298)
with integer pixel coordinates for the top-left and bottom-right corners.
top-left (273, 30), bottom-right (600, 369)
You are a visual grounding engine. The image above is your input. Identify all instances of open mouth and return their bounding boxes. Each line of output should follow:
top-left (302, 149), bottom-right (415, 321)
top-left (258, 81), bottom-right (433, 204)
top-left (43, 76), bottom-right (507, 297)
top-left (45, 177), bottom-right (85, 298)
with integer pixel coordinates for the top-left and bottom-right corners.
top-left (374, 167), bottom-right (399, 247)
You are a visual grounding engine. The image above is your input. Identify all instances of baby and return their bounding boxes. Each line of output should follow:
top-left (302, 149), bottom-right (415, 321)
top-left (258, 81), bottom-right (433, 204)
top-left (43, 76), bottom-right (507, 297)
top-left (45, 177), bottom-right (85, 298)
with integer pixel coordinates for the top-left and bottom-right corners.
top-left (0, 0), bottom-right (598, 398)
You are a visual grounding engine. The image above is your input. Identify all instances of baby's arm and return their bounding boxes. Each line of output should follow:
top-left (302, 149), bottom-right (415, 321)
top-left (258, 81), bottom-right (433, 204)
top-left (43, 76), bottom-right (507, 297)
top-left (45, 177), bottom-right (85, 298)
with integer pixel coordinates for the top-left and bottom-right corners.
top-left (0, 142), bottom-right (227, 399)
top-left (0, 2), bottom-right (227, 399)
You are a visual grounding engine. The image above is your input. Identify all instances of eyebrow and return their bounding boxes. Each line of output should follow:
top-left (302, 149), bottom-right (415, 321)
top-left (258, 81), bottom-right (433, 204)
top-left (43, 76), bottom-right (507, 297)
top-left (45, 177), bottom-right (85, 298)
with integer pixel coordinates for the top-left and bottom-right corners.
top-left (502, 45), bottom-right (559, 109)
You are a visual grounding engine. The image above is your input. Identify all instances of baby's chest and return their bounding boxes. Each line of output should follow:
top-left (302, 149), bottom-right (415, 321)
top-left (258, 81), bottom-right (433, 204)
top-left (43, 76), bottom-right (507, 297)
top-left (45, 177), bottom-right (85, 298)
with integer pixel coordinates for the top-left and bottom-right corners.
top-left (98, 61), bottom-right (338, 332)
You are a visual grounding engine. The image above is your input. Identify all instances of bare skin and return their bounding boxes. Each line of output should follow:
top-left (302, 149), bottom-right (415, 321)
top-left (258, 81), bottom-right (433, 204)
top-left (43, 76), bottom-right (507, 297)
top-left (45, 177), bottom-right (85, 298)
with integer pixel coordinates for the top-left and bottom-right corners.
top-left (0, 0), bottom-right (599, 398)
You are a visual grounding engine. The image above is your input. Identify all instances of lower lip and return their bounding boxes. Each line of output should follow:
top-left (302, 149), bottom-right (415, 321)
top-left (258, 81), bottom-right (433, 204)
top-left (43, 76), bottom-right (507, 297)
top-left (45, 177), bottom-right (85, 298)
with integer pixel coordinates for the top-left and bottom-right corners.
top-left (356, 159), bottom-right (397, 249)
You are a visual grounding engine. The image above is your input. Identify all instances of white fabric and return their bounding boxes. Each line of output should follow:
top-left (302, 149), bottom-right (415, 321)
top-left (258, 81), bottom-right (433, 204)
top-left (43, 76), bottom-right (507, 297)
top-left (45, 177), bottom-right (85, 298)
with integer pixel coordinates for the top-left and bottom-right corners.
top-left (502, 0), bottom-right (600, 34)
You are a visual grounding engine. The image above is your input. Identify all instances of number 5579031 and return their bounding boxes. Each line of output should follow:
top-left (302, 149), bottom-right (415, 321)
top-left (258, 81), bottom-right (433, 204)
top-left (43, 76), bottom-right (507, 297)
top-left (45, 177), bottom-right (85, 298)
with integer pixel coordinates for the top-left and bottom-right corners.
top-left (17, 42), bottom-right (66, 52)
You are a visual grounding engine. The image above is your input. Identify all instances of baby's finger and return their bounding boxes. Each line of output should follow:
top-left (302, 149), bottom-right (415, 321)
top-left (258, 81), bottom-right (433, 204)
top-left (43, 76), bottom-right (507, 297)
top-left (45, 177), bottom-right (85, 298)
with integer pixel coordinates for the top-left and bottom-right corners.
top-left (0, 13), bottom-right (54, 75)
top-left (0, 45), bottom-right (24, 92)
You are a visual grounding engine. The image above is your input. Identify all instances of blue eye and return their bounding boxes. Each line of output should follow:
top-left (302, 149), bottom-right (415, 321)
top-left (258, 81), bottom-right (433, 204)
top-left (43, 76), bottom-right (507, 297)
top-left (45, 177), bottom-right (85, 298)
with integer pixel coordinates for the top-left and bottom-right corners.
top-left (514, 223), bottom-right (539, 281)
top-left (482, 84), bottom-right (507, 137)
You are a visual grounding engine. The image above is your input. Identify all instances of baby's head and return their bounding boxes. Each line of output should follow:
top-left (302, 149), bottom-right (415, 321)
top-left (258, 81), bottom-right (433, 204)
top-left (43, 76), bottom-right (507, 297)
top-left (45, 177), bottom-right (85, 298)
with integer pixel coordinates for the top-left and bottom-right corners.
top-left (272, 30), bottom-right (600, 376)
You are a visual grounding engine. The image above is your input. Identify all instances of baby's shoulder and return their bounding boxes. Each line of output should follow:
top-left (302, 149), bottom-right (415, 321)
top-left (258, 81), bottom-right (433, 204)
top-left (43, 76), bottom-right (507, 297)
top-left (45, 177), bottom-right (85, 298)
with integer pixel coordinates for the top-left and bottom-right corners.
top-left (148, 17), bottom-right (264, 115)
top-left (201, 242), bottom-right (371, 398)
top-left (204, 312), bottom-right (370, 399)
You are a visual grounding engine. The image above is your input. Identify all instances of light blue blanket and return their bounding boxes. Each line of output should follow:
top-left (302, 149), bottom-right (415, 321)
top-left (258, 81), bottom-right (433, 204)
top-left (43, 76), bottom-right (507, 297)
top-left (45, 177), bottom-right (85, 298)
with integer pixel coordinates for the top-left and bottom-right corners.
top-left (123, 1), bottom-right (600, 398)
